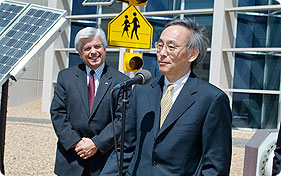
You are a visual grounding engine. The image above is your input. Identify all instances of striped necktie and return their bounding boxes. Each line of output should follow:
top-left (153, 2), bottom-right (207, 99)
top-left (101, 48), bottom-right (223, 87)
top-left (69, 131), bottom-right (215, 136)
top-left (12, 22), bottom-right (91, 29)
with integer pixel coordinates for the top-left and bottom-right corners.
top-left (160, 84), bottom-right (174, 128)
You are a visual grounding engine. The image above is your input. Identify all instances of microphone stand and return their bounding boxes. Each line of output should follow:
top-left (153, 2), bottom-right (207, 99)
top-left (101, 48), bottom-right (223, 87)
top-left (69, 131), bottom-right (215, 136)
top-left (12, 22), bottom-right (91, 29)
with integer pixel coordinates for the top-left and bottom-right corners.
top-left (119, 86), bottom-right (128, 176)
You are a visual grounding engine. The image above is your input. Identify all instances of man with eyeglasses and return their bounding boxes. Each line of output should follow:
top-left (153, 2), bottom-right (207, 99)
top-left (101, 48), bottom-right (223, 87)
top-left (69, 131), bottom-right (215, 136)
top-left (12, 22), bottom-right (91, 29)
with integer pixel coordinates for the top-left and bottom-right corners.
top-left (101, 18), bottom-right (232, 176)
top-left (50, 27), bottom-right (129, 176)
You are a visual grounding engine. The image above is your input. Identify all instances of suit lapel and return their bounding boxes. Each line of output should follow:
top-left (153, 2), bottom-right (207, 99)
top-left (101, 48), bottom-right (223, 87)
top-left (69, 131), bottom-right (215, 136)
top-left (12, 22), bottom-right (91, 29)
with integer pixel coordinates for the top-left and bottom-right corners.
top-left (149, 76), bottom-right (164, 138)
top-left (157, 73), bottom-right (198, 136)
top-left (74, 64), bottom-right (90, 116)
top-left (89, 64), bottom-right (112, 118)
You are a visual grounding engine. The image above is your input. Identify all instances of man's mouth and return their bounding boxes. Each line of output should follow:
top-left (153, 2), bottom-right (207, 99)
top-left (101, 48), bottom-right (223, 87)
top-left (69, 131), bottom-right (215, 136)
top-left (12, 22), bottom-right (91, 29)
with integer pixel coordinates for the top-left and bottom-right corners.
top-left (89, 57), bottom-right (98, 61)
top-left (159, 61), bottom-right (168, 65)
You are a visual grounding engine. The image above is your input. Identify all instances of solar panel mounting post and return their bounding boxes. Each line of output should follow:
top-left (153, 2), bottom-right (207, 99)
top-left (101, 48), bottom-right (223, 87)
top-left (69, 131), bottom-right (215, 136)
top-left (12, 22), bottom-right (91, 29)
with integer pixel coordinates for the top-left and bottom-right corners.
top-left (0, 80), bottom-right (9, 175)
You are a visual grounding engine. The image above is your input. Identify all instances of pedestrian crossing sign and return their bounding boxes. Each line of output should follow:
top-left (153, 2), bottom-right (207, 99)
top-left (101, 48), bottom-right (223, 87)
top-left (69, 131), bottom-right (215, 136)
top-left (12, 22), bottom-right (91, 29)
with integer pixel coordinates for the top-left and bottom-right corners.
top-left (108, 5), bottom-right (153, 50)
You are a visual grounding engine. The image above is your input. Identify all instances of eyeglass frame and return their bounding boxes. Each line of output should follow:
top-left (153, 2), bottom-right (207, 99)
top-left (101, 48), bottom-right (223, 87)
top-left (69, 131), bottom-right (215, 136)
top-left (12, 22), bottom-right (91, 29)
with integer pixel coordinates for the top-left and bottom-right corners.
top-left (155, 41), bottom-right (187, 53)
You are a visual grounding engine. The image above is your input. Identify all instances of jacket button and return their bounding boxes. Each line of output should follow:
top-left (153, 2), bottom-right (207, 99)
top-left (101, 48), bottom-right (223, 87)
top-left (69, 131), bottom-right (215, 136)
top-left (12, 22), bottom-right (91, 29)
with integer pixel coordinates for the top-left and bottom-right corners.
top-left (152, 161), bottom-right (157, 167)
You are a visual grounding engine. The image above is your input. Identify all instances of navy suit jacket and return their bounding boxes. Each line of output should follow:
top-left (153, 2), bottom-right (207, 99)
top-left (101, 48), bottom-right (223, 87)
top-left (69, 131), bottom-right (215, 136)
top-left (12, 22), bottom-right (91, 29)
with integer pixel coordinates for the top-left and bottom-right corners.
top-left (50, 63), bottom-right (129, 176)
top-left (273, 124), bottom-right (281, 175)
top-left (101, 72), bottom-right (232, 176)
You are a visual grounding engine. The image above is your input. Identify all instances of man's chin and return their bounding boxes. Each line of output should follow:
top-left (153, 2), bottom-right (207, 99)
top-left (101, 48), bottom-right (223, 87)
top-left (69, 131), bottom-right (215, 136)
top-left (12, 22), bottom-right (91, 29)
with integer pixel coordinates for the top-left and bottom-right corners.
top-left (89, 59), bottom-right (101, 65)
top-left (159, 67), bottom-right (169, 74)
top-left (86, 61), bottom-right (101, 70)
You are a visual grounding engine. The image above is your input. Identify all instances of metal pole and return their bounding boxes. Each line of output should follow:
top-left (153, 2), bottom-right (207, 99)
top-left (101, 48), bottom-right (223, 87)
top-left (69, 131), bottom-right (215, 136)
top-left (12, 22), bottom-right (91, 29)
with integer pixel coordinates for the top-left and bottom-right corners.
top-left (119, 87), bottom-right (128, 176)
top-left (0, 80), bottom-right (9, 175)
top-left (97, 5), bottom-right (102, 28)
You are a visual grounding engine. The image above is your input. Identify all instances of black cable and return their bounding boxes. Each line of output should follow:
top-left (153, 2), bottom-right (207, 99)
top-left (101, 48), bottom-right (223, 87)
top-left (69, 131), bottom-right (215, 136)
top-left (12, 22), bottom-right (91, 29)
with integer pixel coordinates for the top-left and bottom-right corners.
top-left (110, 87), bottom-right (120, 175)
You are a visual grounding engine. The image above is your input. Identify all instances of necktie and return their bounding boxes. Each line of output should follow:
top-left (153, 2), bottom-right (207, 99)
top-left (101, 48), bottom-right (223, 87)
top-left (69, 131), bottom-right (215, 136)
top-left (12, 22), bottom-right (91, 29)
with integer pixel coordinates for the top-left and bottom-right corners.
top-left (160, 84), bottom-right (174, 128)
top-left (88, 70), bottom-right (95, 113)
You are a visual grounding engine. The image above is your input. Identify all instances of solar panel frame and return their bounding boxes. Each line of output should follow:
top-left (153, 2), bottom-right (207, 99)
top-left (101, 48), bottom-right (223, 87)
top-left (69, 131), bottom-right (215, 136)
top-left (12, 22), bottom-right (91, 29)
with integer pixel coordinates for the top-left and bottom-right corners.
top-left (82, 0), bottom-right (115, 6)
top-left (0, 2), bottom-right (67, 86)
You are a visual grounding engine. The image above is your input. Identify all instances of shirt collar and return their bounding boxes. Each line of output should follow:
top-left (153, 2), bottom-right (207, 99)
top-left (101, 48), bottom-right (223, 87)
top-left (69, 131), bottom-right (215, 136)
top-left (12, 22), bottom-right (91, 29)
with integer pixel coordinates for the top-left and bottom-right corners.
top-left (164, 70), bottom-right (191, 88)
top-left (86, 62), bottom-right (105, 80)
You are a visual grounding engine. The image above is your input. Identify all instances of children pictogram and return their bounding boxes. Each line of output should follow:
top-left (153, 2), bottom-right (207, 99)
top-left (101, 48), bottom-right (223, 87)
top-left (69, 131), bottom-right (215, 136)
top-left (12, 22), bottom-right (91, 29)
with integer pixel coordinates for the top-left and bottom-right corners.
top-left (130, 12), bottom-right (140, 40)
top-left (121, 13), bottom-right (140, 40)
top-left (121, 15), bottom-right (130, 37)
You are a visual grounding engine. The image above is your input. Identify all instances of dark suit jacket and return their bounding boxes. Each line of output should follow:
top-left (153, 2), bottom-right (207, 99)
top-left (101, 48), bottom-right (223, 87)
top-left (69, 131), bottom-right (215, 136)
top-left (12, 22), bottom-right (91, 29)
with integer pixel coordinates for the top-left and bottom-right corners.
top-left (101, 72), bottom-right (232, 176)
top-left (273, 124), bottom-right (281, 175)
top-left (50, 63), bottom-right (129, 176)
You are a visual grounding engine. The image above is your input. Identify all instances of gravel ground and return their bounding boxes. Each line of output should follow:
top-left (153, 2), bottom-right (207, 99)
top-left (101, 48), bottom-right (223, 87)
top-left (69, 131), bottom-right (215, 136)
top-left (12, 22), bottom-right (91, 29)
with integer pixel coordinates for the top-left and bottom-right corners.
top-left (3, 99), bottom-right (255, 175)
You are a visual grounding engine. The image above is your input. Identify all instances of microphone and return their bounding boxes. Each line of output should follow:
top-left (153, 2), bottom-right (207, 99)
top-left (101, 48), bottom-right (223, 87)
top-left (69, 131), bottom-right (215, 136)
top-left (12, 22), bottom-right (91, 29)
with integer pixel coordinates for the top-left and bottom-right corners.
top-left (115, 69), bottom-right (152, 89)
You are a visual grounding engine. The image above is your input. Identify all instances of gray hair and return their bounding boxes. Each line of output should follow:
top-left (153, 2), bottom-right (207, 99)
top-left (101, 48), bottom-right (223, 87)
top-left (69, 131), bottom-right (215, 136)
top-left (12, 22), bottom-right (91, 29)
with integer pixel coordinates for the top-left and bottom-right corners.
top-left (165, 18), bottom-right (209, 70)
top-left (74, 27), bottom-right (107, 52)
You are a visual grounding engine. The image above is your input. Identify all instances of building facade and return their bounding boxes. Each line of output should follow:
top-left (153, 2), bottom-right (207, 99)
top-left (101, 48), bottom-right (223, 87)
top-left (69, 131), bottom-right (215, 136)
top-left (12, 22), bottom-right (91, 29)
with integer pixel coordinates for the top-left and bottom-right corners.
top-left (9, 0), bottom-right (281, 129)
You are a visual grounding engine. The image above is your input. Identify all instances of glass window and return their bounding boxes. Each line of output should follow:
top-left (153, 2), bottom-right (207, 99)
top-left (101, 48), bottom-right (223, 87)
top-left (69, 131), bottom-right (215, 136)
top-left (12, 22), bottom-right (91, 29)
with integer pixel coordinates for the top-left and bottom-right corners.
top-left (100, 19), bottom-right (111, 38)
top-left (105, 52), bottom-right (119, 69)
top-left (232, 93), bottom-right (279, 129)
top-left (146, 0), bottom-right (214, 11)
top-left (233, 53), bottom-right (281, 91)
top-left (185, 0), bottom-right (214, 9)
top-left (71, 1), bottom-right (96, 15)
top-left (102, 2), bottom-right (122, 14)
top-left (267, 11), bottom-right (281, 47)
top-left (238, 0), bottom-right (278, 6)
top-left (236, 9), bottom-right (281, 49)
top-left (146, 0), bottom-right (181, 11)
top-left (233, 53), bottom-right (265, 90)
top-left (236, 14), bottom-right (267, 48)
top-left (234, 1), bottom-right (281, 129)
top-left (69, 53), bottom-right (83, 66)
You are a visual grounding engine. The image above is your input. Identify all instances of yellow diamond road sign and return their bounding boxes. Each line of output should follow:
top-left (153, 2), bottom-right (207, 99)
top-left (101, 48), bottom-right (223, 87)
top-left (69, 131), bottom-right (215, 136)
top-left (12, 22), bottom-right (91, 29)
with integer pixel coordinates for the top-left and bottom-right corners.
top-left (108, 5), bottom-right (153, 50)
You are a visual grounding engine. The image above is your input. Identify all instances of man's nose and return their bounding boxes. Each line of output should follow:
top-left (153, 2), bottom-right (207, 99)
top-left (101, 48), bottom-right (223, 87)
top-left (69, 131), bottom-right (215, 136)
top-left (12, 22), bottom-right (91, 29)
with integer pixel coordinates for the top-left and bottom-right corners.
top-left (90, 48), bottom-right (98, 55)
top-left (159, 46), bottom-right (168, 56)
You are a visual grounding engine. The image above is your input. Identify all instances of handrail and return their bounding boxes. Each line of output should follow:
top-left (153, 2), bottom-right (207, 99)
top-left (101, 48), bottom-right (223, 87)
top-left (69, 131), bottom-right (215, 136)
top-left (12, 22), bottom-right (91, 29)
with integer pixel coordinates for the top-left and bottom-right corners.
top-left (223, 47), bottom-right (281, 52)
top-left (224, 88), bottom-right (281, 95)
top-left (66, 8), bottom-right (214, 20)
top-left (225, 4), bottom-right (281, 12)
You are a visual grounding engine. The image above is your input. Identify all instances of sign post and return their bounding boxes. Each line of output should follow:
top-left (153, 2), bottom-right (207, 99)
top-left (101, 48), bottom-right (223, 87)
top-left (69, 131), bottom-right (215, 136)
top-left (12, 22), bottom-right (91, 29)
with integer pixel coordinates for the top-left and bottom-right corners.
top-left (108, 5), bottom-right (153, 176)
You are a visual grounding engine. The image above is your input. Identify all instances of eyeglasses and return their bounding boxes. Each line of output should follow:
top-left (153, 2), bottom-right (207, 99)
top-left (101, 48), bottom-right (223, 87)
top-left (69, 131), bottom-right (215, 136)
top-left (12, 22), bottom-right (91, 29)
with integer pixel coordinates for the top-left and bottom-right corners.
top-left (155, 41), bottom-right (186, 53)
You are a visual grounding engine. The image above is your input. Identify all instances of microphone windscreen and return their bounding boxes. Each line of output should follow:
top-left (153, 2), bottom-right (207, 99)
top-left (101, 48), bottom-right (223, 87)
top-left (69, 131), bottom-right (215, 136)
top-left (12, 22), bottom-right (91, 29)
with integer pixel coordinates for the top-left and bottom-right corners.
top-left (136, 69), bottom-right (152, 85)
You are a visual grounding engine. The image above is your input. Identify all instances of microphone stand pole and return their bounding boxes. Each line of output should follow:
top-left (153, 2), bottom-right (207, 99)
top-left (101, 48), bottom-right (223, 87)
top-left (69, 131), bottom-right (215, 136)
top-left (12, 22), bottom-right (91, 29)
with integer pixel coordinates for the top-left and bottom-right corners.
top-left (119, 87), bottom-right (128, 176)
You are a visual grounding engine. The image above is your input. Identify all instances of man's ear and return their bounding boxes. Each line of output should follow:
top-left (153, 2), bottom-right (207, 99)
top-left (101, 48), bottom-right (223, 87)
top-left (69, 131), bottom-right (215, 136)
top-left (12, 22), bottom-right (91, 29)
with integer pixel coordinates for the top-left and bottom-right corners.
top-left (188, 48), bottom-right (199, 63)
top-left (78, 51), bottom-right (82, 58)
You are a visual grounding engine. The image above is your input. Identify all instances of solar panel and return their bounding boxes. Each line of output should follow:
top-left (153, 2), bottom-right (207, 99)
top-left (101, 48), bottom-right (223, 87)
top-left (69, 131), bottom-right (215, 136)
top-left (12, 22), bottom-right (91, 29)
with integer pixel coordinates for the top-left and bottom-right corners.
top-left (0, 1), bottom-right (68, 86)
top-left (82, 0), bottom-right (115, 6)
top-left (0, 0), bottom-right (29, 34)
